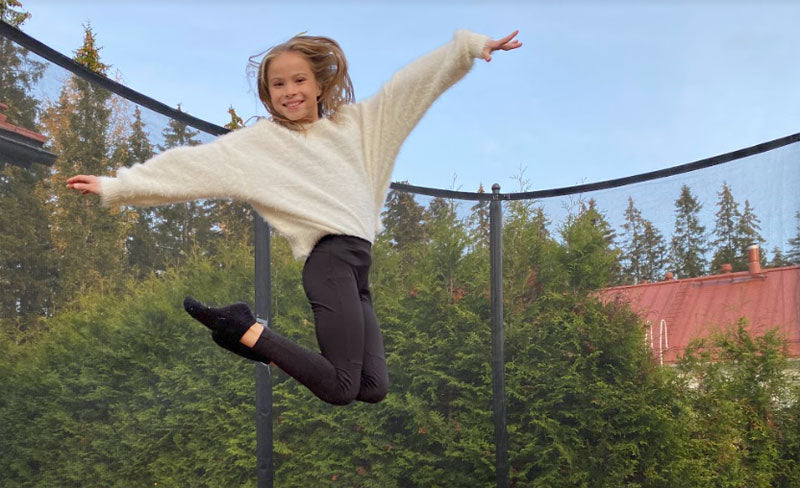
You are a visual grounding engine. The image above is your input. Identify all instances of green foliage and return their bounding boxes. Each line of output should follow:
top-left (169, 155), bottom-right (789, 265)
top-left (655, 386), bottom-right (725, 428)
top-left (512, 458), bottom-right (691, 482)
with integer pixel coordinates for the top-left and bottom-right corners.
top-left (559, 200), bottom-right (620, 292)
top-left (677, 320), bottom-right (798, 487)
top-left (2, 189), bottom-right (799, 486)
top-left (381, 185), bottom-right (427, 251)
top-left (769, 246), bottom-right (792, 268)
top-left (506, 294), bottom-right (681, 487)
top-left (0, 241), bottom-right (257, 487)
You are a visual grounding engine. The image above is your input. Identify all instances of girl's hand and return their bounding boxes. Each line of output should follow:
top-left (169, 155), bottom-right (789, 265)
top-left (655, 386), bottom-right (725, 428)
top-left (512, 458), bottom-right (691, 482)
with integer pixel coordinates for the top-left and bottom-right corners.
top-left (66, 174), bottom-right (101, 195)
top-left (482, 30), bottom-right (522, 62)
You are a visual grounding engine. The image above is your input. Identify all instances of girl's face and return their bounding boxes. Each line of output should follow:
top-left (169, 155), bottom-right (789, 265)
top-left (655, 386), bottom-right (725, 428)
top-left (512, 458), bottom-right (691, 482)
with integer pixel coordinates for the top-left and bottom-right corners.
top-left (267, 51), bottom-right (322, 125)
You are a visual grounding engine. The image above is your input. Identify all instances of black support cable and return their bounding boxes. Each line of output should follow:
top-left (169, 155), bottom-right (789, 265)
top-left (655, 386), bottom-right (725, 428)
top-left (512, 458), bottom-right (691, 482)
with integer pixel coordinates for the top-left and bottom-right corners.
top-left (390, 131), bottom-right (800, 201)
top-left (0, 20), bottom-right (229, 137)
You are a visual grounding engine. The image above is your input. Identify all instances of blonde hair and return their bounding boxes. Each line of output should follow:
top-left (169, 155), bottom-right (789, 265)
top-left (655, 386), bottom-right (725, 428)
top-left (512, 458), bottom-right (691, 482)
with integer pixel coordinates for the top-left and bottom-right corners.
top-left (251, 35), bottom-right (354, 131)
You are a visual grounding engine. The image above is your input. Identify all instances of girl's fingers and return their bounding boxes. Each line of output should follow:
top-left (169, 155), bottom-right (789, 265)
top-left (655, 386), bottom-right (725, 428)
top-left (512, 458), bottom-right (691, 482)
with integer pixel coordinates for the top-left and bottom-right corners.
top-left (484, 30), bottom-right (522, 60)
top-left (501, 40), bottom-right (522, 51)
top-left (497, 30), bottom-right (519, 45)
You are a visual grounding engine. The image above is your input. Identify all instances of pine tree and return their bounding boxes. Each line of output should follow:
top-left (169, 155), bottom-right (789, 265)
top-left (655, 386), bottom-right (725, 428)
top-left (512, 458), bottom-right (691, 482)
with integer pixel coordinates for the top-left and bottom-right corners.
top-left (560, 200), bottom-right (620, 292)
top-left (421, 197), bottom-right (468, 302)
top-left (40, 25), bottom-right (127, 309)
top-left (381, 184), bottom-right (426, 250)
top-left (788, 211), bottom-right (800, 265)
top-left (736, 199), bottom-right (766, 267)
top-left (768, 247), bottom-right (792, 268)
top-left (711, 182), bottom-right (742, 272)
top-left (669, 185), bottom-right (708, 278)
top-left (466, 183), bottom-right (490, 249)
top-left (503, 196), bottom-right (559, 305)
top-left (620, 197), bottom-right (667, 283)
top-left (213, 107), bottom-right (253, 245)
top-left (642, 219), bottom-right (668, 281)
top-left (0, 1), bottom-right (55, 330)
top-left (111, 106), bottom-right (159, 277)
top-left (151, 105), bottom-right (214, 265)
top-left (0, 0), bottom-right (43, 124)
top-left (224, 106), bottom-right (243, 131)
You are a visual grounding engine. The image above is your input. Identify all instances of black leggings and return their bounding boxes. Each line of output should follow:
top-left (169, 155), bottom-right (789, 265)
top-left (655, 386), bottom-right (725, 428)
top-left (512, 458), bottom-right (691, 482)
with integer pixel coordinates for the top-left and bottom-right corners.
top-left (251, 234), bottom-right (389, 405)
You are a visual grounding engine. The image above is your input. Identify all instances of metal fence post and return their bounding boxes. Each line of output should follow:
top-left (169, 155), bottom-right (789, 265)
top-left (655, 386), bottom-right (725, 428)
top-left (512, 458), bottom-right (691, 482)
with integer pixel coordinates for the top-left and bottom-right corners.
top-left (490, 183), bottom-right (509, 488)
top-left (254, 215), bottom-right (273, 488)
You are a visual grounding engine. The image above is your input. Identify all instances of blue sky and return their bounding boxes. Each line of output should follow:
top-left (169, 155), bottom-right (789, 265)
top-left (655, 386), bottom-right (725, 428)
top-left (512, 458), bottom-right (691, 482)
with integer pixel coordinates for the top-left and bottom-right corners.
top-left (16, 1), bottom-right (800, 197)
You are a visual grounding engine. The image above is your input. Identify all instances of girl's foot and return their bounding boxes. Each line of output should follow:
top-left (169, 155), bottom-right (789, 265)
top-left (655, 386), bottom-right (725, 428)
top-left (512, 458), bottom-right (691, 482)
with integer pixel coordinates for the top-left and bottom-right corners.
top-left (183, 296), bottom-right (270, 363)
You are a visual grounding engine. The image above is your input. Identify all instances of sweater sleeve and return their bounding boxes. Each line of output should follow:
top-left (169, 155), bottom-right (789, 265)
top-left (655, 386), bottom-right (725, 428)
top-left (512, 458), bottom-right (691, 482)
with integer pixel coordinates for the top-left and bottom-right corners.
top-left (98, 121), bottom-right (269, 209)
top-left (355, 30), bottom-right (489, 182)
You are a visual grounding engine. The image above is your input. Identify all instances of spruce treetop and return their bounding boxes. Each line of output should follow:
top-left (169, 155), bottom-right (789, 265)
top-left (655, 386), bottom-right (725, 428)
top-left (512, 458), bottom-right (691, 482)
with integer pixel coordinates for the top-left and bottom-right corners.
top-left (73, 24), bottom-right (110, 76)
top-left (225, 107), bottom-right (244, 131)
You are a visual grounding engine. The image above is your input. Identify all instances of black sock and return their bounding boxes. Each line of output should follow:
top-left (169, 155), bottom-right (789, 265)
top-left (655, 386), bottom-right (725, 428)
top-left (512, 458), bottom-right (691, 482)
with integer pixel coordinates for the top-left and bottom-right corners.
top-left (183, 296), bottom-right (270, 363)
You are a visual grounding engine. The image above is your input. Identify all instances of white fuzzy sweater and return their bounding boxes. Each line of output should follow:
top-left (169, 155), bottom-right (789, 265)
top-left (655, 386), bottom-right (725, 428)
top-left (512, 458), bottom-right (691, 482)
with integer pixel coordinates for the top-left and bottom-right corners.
top-left (100, 30), bottom-right (489, 259)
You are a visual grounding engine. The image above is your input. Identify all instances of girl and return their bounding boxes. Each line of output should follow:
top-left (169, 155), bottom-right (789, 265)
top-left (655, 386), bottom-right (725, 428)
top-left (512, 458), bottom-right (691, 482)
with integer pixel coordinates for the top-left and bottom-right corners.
top-left (67, 29), bottom-right (522, 406)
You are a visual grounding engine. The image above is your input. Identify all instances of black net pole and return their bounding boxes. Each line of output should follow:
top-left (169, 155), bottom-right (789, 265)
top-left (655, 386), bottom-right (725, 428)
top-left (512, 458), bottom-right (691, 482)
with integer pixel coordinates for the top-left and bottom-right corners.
top-left (490, 184), bottom-right (509, 488)
top-left (254, 215), bottom-right (273, 488)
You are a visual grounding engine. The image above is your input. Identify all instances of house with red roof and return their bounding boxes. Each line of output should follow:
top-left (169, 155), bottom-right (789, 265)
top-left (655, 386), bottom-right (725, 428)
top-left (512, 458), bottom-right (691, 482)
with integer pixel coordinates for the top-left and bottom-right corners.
top-left (596, 245), bottom-right (800, 365)
top-left (0, 102), bottom-right (56, 168)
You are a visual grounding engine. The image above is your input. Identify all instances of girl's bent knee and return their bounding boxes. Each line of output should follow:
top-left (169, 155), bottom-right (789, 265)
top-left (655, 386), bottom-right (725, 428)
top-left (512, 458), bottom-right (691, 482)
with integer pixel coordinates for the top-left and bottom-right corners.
top-left (325, 392), bottom-right (358, 406)
top-left (357, 385), bottom-right (388, 404)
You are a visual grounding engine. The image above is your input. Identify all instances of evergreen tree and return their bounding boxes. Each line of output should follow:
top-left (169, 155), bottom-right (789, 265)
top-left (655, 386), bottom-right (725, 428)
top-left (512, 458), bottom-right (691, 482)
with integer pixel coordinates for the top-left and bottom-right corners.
top-left (213, 107), bottom-right (253, 245)
top-left (381, 184), bottom-right (426, 250)
top-left (503, 197), bottom-right (560, 307)
top-left (768, 246), bottom-right (792, 268)
top-left (111, 106), bottom-right (160, 277)
top-left (678, 321), bottom-right (795, 486)
top-left (466, 183), bottom-right (490, 249)
top-left (710, 182), bottom-right (742, 272)
top-left (669, 185), bottom-right (708, 278)
top-left (788, 211), bottom-right (800, 265)
top-left (151, 105), bottom-right (215, 265)
top-left (559, 200), bottom-right (620, 292)
top-left (0, 0), bottom-right (42, 123)
top-left (737, 199), bottom-right (766, 266)
top-left (40, 25), bottom-right (127, 310)
top-left (641, 219), bottom-right (668, 281)
top-left (0, 1), bottom-right (54, 331)
top-left (620, 197), bottom-right (667, 283)
top-left (224, 106), bottom-right (244, 131)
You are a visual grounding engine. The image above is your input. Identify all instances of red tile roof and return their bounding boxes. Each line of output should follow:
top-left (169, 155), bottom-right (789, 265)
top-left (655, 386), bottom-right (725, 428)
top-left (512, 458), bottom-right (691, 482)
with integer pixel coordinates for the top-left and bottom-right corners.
top-left (0, 102), bottom-right (47, 144)
top-left (596, 265), bottom-right (800, 363)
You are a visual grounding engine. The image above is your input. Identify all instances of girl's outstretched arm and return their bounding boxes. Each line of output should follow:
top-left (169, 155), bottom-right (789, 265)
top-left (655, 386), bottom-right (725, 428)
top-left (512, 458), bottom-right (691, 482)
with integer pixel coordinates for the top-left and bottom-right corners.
top-left (357, 29), bottom-right (522, 187)
top-left (69, 120), bottom-right (275, 210)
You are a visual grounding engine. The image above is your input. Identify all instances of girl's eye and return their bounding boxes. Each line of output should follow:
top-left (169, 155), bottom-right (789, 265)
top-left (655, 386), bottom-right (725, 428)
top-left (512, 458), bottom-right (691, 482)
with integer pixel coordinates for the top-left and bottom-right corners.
top-left (296, 78), bottom-right (305, 83)
top-left (273, 82), bottom-right (283, 88)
